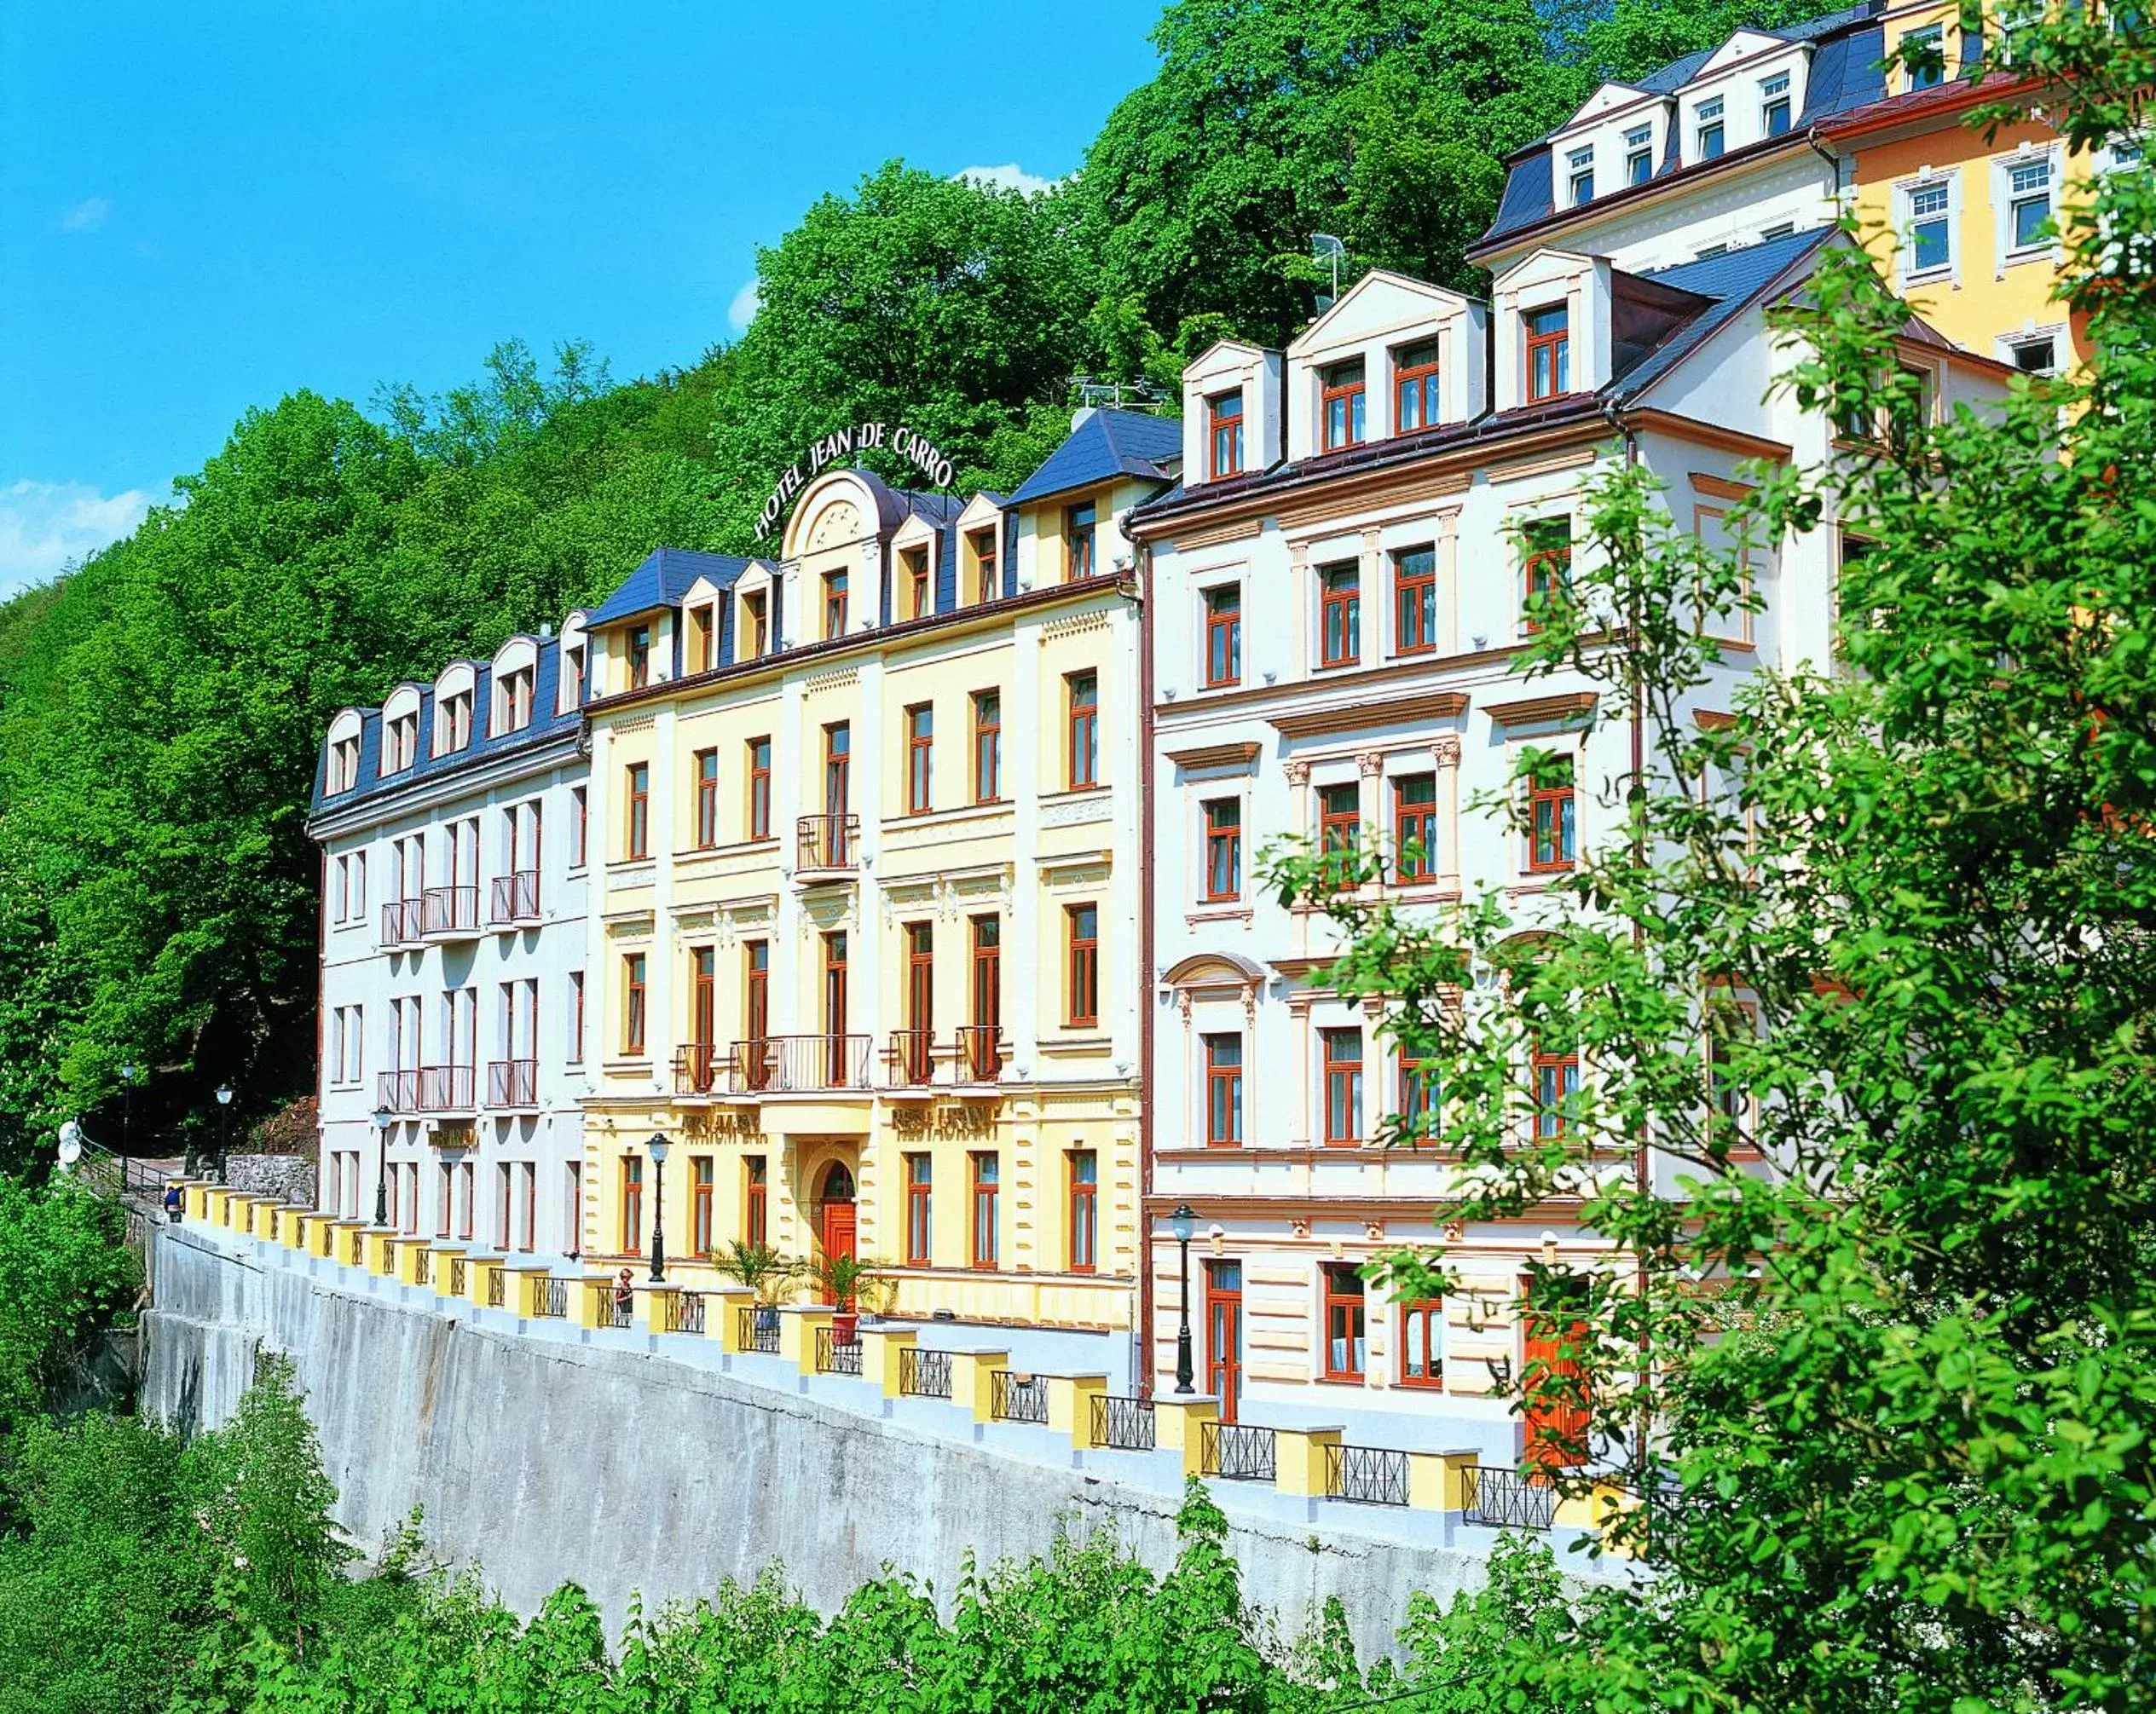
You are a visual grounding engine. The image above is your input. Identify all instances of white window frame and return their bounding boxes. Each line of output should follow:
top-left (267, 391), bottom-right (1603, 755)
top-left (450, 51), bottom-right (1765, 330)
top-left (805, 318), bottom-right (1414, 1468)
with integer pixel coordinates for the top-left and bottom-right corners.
top-left (1694, 95), bottom-right (1725, 162)
top-left (1566, 145), bottom-right (1594, 205)
top-left (1993, 147), bottom-right (2061, 273)
top-left (1897, 171), bottom-right (1959, 286)
top-left (1622, 124), bottom-right (1653, 185)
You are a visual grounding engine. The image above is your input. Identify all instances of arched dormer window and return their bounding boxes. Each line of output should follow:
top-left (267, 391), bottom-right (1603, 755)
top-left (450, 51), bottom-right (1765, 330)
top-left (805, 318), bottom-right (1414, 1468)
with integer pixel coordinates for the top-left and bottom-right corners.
top-left (325, 709), bottom-right (364, 795)
top-left (491, 638), bottom-right (539, 737)
top-left (434, 663), bottom-right (477, 756)
top-left (556, 613), bottom-right (589, 716)
top-left (382, 686), bottom-right (423, 775)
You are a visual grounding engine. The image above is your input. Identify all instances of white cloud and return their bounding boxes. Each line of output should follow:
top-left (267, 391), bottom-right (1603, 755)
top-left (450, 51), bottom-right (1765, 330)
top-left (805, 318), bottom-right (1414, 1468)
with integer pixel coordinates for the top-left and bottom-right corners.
top-left (0, 480), bottom-right (153, 595)
top-left (953, 163), bottom-right (1056, 196)
top-left (59, 196), bottom-right (111, 233)
top-left (727, 279), bottom-right (761, 334)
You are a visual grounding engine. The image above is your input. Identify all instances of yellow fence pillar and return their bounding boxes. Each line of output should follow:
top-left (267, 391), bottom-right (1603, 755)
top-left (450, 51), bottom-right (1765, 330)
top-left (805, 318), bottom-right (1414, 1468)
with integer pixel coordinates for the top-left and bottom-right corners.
top-left (466, 1256), bottom-right (505, 1309)
top-left (185, 1182), bottom-right (212, 1221)
top-left (429, 1246), bottom-right (466, 1300)
top-left (858, 1325), bottom-right (916, 1396)
top-left (780, 1307), bottom-right (835, 1376)
top-left (1274, 1428), bottom-right (1344, 1500)
top-left (394, 1239), bottom-right (431, 1288)
top-left (576, 1276), bottom-right (621, 1330)
top-left (640, 1284), bottom-right (679, 1333)
top-left (711, 1288), bottom-right (759, 1353)
top-left (1406, 1449), bottom-right (1481, 1513)
top-left (1048, 1373), bottom-right (1111, 1450)
top-left (275, 1206), bottom-right (307, 1249)
top-left (366, 1231), bottom-right (400, 1277)
top-left (949, 1350), bottom-right (1009, 1423)
top-left (1153, 1397), bottom-right (1220, 1479)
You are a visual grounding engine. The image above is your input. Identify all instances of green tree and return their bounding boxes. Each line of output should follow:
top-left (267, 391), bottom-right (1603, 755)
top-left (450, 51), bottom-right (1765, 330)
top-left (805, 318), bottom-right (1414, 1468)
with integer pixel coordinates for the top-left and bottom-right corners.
top-left (0, 1174), bottom-right (136, 1443)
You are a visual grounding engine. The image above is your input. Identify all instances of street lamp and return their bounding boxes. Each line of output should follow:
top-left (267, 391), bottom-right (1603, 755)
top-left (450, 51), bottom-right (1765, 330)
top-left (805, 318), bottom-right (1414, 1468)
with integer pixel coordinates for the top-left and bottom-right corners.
top-left (372, 1105), bottom-right (393, 1228)
top-left (1169, 1202), bottom-right (1198, 1395)
top-left (119, 1061), bottom-right (135, 1157)
top-left (214, 1085), bottom-right (233, 1185)
top-left (645, 1135), bottom-right (669, 1283)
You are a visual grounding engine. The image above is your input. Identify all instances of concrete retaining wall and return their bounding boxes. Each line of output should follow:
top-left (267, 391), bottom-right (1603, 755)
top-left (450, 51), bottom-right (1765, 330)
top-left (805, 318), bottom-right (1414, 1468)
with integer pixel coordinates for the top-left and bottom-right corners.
top-left (140, 1226), bottom-right (1513, 1659)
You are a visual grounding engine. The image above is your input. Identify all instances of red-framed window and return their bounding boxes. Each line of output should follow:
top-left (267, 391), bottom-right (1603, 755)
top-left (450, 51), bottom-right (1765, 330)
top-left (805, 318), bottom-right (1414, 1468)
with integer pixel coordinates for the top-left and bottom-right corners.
top-left (458, 1161), bottom-right (474, 1241)
top-left (1398, 1047), bottom-right (1438, 1134)
top-left (971, 690), bottom-right (1002, 802)
top-left (744, 941), bottom-right (770, 1043)
top-left (1393, 338), bottom-right (1442, 432)
top-left (1208, 390), bottom-right (1245, 479)
top-left (497, 1163), bottom-right (512, 1250)
top-left (1066, 903), bottom-right (1099, 1027)
top-left (1319, 782), bottom-right (1361, 886)
top-left (905, 921), bottom-right (934, 1045)
top-left (625, 763), bottom-right (650, 860)
top-left (1205, 1034), bottom-right (1244, 1146)
top-left (1322, 1263), bottom-right (1367, 1379)
top-left (1708, 999), bottom-right (1756, 1144)
top-left (620, 1155), bottom-right (644, 1254)
top-left (569, 786), bottom-right (588, 869)
top-left (1067, 1149), bottom-right (1098, 1272)
top-left (521, 1160), bottom-right (537, 1253)
top-left (743, 1155), bottom-right (767, 1247)
top-left (972, 530), bottom-right (999, 603)
top-left (747, 736), bottom-right (772, 840)
top-left (1394, 773), bottom-right (1437, 882)
top-left (1321, 359), bottom-right (1366, 450)
top-left (1203, 798), bottom-right (1242, 901)
top-left (1322, 1027), bottom-right (1364, 1146)
top-left (1525, 305), bottom-right (1570, 401)
top-left (1204, 586), bottom-right (1242, 687)
top-left (905, 703), bottom-right (933, 814)
top-left (569, 971), bottom-right (585, 1064)
top-left (1523, 517), bottom-right (1572, 630)
top-left (969, 1151), bottom-right (999, 1267)
top-left (1533, 1045), bottom-right (1581, 1137)
top-left (690, 946), bottom-right (716, 1052)
top-left (627, 625), bottom-right (651, 690)
top-left (903, 547), bottom-right (931, 620)
top-left (691, 1156), bottom-right (714, 1256)
top-left (623, 954), bottom-right (647, 1055)
top-left (1066, 672), bottom-right (1099, 788)
top-left (1400, 1299), bottom-right (1444, 1388)
top-left (1319, 564), bottom-right (1361, 667)
top-left (1528, 755), bottom-right (1577, 872)
top-left (743, 589), bottom-right (769, 659)
top-left (1393, 546), bottom-right (1436, 655)
top-left (823, 570), bottom-right (848, 638)
top-left (1066, 502), bottom-right (1097, 581)
top-left (905, 1153), bottom-right (933, 1266)
top-left (694, 748), bottom-right (719, 849)
top-left (971, 915), bottom-right (1002, 1030)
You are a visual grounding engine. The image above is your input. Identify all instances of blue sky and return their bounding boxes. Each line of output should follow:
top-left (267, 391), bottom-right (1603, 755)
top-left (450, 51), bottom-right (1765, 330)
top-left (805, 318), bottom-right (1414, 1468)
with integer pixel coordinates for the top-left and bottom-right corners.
top-left (0, 1), bottom-right (1162, 594)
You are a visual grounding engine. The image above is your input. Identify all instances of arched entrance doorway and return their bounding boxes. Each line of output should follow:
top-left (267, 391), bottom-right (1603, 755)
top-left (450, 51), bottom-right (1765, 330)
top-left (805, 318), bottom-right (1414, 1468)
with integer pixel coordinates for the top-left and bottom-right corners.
top-left (816, 1160), bottom-right (858, 1336)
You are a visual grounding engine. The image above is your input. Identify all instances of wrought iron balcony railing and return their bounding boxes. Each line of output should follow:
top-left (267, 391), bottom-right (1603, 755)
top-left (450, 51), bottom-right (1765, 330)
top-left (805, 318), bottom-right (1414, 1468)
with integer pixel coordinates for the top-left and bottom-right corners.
top-left (665, 1290), bottom-right (705, 1335)
top-left (956, 1024), bottom-right (1003, 1084)
top-left (1199, 1421), bottom-right (1277, 1482)
top-left (795, 812), bottom-right (859, 873)
top-left (731, 1035), bottom-right (871, 1094)
top-left (884, 1027), bottom-right (1005, 1088)
top-left (673, 1042), bottom-right (724, 1096)
top-left (422, 885), bottom-right (481, 938)
top-left (1461, 1464), bottom-right (1558, 1530)
top-left (418, 1065), bottom-right (476, 1115)
top-left (379, 900), bottom-right (424, 948)
top-left (737, 1305), bottom-right (781, 1354)
top-left (1325, 1443), bottom-right (1409, 1507)
top-left (488, 869), bottom-right (540, 925)
top-left (899, 1346), bottom-right (951, 1399)
top-left (377, 1069), bottom-right (420, 1113)
top-left (990, 1371), bottom-right (1048, 1424)
top-left (815, 1325), bottom-right (863, 1375)
top-left (888, 1029), bottom-right (935, 1088)
top-left (1090, 1394), bottom-right (1156, 1451)
top-left (486, 1059), bottom-right (537, 1110)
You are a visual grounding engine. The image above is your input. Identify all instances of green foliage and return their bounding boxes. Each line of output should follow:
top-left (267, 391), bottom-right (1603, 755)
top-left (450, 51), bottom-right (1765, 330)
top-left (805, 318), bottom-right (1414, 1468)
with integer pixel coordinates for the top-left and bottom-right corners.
top-left (0, 1174), bottom-right (136, 1441)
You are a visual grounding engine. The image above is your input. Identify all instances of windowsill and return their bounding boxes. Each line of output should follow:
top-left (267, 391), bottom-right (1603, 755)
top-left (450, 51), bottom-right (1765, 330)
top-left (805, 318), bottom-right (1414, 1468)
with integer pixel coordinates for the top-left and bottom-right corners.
top-left (1199, 678), bottom-right (1243, 694)
top-left (1040, 784), bottom-right (1110, 804)
top-left (1188, 903), bottom-right (1253, 925)
top-left (1314, 660), bottom-right (1363, 675)
top-left (1315, 1375), bottom-right (1369, 1388)
top-left (1038, 1033), bottom-right (1112, 1058)
top-left (2003, 245), bottom-right (2057, 270)
top-left (881, 800), bottom-right (1015, 834)
top-left (1390, 647), bottom-right (1436, 663)
top-left (679, 838), bottom-right (780, 860)
top-left (1381, 882), bottom-right (1459, 905)
top-left (1901, 264), bottom-right (1954, 290)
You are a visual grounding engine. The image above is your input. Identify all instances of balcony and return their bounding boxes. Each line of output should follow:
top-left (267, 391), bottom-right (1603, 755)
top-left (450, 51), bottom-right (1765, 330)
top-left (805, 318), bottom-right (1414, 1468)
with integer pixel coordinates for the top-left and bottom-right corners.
top-left (378, 900), bottom-right (423, 949)
top-left (422, 885), bottom-right (481, 941)
top-left (795, 813), bottom-right (859, 875)
top-left (884, 1026), bottom-right (1006, 1090)
top-left (377, 1068), bottom-right (419, 1113)
top-left (486, 1059), bottom-right (537, 1111)
top-left (673, 1042), bottom-right (725, 1098)
top-left (419, 1065), bottom-right (477, 1116)
top-left (730, 1034), bottom-right (871, 1094)
top-left (488, 870), bottom-right (540, 926)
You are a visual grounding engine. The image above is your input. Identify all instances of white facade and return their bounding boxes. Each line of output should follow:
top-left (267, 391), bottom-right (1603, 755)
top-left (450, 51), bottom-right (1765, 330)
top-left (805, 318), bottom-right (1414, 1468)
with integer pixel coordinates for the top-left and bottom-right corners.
top-left (1130, 245), bottom-right (2007, 1458)
top-left (311, 622), bottom-right (592, 1263)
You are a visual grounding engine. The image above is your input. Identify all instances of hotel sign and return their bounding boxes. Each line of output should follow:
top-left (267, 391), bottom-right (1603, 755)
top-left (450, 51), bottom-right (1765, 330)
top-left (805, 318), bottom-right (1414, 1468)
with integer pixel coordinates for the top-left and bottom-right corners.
top-left (757, 421), bottom-right (957, 538)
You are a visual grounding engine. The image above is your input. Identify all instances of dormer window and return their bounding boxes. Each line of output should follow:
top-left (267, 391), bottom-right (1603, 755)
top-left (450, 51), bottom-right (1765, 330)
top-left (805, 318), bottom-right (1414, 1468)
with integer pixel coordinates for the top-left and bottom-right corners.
top-left (1393, 338), bottom-right (1442, 433)
top-left (385, 711), bottom-right (419, 774)
top-left (1525, 304), bottom-right (1570, 401)
top-left (1207, 390), bottom-right (1245, 479)
top-left (561, 642), bottom-right (586, 710)
top-left (1695, 96), bottom-right (1725, 162)
top-left (436, 689), bottom-right (472, 755)
top-left (686, 605), bottom-right (716, 672)
top-left (1624, 125), bottom-right (1654, 186)
top-left (494, 667), bottom-right (534, 736)
top-left (1567, 146), bottom-right (1594, 205)
top-left (823, 570), bottom-right (849, 639)
top-left (742, 589), bottom-right (769, 658)
top-left (1906, 22), bottom-right (1945, 89)
top-left (1321, 359), bottom-right (1366, 451)
top-left (901, 547), bottom-right (932, 621)
top-left (327, 734), bottom-right (361, 794)
top-left (1066, 502), bottom-right (1097, 580)
top-left (627, 626), bottom-right (651, 690)
top-left (1760, 72), bottom-right (1792, 138)
top-left (970, 529), bottom-right (999, 603)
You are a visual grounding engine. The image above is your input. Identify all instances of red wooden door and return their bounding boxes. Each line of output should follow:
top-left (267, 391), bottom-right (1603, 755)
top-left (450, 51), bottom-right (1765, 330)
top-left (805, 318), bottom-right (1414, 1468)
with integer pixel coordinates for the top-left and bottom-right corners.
top-left (1521, 1273), bottom-right (1589, 1475)
top-left (1205, 1260), bottom-right (1245, 1423)
top-left (824, 1197), bottom-right (858, 1340)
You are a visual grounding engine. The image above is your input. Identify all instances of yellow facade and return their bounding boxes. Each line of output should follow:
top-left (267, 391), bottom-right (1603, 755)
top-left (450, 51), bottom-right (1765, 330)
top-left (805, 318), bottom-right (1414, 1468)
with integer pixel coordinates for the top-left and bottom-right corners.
top-left (578, 449), bottom-right (1162, 1356)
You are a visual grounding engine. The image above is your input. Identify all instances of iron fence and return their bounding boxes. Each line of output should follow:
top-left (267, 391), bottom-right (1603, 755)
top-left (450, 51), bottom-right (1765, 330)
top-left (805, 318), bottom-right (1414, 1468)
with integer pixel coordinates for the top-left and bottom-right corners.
top-left (448, 1257), bottom-right (467, 1297)
top-left (665, 1291), bottom-right (706, 1335)
top-left (816, 1326), bottom-right (864, 1375)
top-left (1090, 1394), bottom-right (1156, 1451)
top-left (1199, 1421), bottom-right (1277, 1482)
top-left (1462, 1465), bottom-right (1557, 1530)
top-left (796, 812), bottom-right (860, 870)
top-left (899, 1346), bottom-right (952, 1399)
top-left (422, 885), bottom-right (481, 937)
top-left (737, 1306), bottom-right (782, 1354)
top-left (991, 1371), bottom-right (1049, 1424)
top-left (607, 1291), bottom-right (633, 1330)
top-left (1325, 1443), bottom-right (1409, 1508)
top-left (486, 1268), bottom-right (506, 1307)
top-left (411, 1246), bottom-right (432, 1287)
top-left (417, 1065), bottom-right (477, 1114)
top-left (379, 899), bottom-right (423, 947)
top-left (955, 1024), bottom-right (1003, 1083)
top-left (347, 1229), bottom-right (368, 1267)
top-left (486, 1059), bottom-right (538, 1109)
top-left (534, 1277), bottom-right (569, 1319)
top-left (488, 869), bottom-right (540, 924)
top-left (673, 1042), bottom-right (724, 1096)
top-left (730, 1034), bottom-right (871, 1093)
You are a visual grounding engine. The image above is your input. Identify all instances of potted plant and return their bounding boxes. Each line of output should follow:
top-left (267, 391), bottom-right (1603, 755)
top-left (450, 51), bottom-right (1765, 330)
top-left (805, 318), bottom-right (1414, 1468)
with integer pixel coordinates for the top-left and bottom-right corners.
top-left (808, 1250), bottom-right (893, 1344)
top-left (713, 1239), bottom-right (799, 1339)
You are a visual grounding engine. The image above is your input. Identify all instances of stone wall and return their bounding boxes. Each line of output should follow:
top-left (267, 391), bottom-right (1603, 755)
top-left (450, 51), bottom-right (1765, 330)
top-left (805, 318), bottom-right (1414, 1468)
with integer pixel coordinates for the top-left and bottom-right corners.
top-left (222, 1153), bottom-right (316, 1204)
top-left (138, 1226), bottom-right (1534, 1661)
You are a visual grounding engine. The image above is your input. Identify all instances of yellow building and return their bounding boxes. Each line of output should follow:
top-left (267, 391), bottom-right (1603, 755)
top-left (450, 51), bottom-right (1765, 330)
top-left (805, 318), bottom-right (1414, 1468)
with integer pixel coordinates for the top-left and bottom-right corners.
top-left (1827, 1), bottom-right (2130, 377)
top-left (575, 410), bottom-right (1179, 1384)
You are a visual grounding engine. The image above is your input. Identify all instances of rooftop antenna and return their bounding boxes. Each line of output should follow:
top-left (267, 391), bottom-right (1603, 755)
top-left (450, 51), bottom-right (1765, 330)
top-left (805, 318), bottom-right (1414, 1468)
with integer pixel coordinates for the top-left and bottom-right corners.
top-left (1312, 233), bottom-right (1346, 313)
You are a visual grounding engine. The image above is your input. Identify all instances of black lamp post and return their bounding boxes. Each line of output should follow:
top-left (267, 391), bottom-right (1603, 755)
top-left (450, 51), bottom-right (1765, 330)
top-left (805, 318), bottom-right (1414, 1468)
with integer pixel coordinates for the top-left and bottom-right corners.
top-left (372, 1104), bottom-right (393, 1228)
top-left (214, 1084), bottom-right (233, 1185)
top-left (119, 1062), bottom-right (135, 1157)
top-left (646, 1134), bottom-right (668, 1283)
top-left (1170, 1202), bottom-right (1198, 1394)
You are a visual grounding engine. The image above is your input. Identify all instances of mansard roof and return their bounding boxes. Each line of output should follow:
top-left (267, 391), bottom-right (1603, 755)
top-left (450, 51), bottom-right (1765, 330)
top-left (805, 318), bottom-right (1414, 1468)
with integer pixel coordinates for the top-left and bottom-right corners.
top-left (1008, 407), bottom-right (1182, 505)
top-left (587, 548), bottom-right (755, 629)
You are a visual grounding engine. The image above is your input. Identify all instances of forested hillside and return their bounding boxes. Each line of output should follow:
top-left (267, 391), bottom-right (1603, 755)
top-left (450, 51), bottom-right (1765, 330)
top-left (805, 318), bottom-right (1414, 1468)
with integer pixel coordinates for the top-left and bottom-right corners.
top-left (0, 0), bottom-right (1841, 1168)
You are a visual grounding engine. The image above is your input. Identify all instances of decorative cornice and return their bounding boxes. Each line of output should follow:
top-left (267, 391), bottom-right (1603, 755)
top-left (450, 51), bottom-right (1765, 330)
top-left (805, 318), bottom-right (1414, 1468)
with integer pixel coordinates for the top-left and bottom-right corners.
top-left (1689, 472), bottom-right (1758, 502)
top-left (1165, 741), bottom-right (1263, 771)
top-left (1485, 690), bottom-right (1599, 728)
top-left (1269, 690), bottom-right (1469, 740)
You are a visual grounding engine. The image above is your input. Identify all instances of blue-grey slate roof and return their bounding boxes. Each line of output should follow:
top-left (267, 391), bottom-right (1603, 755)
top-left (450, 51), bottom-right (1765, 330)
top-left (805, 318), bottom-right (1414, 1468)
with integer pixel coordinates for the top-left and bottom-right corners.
top-left (1009, 408), bottom-right (1182, 505)
top-left (1613, 226), bottom-right (1836, 397)
top-left (587, 547), bottom-right (754, 628)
